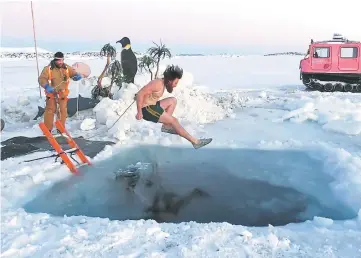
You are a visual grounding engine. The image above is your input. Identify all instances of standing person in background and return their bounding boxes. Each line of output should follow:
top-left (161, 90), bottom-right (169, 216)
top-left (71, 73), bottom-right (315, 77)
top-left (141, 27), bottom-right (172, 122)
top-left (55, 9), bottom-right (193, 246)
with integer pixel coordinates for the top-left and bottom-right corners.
top-left (38, 51), bottom-right (83, 133)
top-left (116, 37), bottom-right (138, 84)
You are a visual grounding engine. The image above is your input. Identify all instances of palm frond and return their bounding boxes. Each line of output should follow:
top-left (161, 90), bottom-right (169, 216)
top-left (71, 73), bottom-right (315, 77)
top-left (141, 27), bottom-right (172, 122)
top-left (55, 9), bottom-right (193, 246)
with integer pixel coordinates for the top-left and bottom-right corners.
top-left (104, 60), bottom-right (124, 88)
top-left (146, 39), bottom-right (172, 78)
top-left (138, 55), bottom-right (156, 80)
top-left (100, 43), bottom-right (117, 59)
top-left (138, 55), bottom-right (156, 71)
top-left (147, 40), bottom-right (172, 59)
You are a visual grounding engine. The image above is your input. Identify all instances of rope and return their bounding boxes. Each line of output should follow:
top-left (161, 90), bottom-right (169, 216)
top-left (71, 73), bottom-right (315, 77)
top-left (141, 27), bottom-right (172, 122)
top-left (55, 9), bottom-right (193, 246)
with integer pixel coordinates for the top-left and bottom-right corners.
top-left (51, 75), bottom-right (70, 126)
top-left (76, 81), bottom-right (79, 119)
top-left (54, 94), bottom-right (61, 128)
top-left (86, 99), bottom-right (136, 139)
top-left (30, 1), bottom-right (42, 98)
top-left (23, 153), bottom-right (59, 163)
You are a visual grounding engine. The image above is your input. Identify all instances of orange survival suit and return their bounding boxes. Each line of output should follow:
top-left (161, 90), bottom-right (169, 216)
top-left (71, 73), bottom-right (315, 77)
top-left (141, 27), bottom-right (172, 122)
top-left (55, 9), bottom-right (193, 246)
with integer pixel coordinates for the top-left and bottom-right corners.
top-left (38, 60), bottom-right (78, 131)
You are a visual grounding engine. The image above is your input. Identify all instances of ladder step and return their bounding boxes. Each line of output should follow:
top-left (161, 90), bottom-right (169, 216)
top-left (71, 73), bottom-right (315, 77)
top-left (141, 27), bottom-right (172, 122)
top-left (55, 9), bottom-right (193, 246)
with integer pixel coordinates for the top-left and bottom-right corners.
top-left (55, 120), bottom-right (91, 166)
top-left (65, 148), bottom-right (78, 153)
top-left (53, 133), bottom-right (70, 139)
top-left (38, 120), bottom-right (91, 174)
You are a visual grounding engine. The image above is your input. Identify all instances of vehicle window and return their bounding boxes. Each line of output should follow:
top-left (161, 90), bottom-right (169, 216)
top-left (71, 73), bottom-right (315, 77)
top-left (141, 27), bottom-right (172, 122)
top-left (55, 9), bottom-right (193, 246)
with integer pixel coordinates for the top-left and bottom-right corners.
top-left (313, 47), bottom-right (329, 58)
top-left (340, 47), bottom-right (358, 58)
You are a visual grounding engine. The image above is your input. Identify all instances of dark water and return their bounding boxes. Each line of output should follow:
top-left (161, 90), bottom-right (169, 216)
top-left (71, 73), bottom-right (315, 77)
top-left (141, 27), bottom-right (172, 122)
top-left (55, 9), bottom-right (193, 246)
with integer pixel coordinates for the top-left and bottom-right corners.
top-left (23, 145), bottom-right (357, 226)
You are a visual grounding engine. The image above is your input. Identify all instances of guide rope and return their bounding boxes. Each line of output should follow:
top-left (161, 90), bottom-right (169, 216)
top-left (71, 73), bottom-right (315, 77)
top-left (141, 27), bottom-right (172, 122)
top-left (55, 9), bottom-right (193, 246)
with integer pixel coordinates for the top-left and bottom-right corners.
top-left (86, 99), bottom-right (136, 140)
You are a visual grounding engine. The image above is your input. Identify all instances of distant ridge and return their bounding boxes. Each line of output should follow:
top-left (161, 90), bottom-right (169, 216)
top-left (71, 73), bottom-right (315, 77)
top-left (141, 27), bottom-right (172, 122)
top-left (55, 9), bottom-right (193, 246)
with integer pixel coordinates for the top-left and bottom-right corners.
top-left (0, 47), bottom-right (207, 59)
top-left (264, 52), bottom-right (305, 56)
top-left (177, 53), bottom-right (205, 56)
top-left (0, 51), bottom-right (101, 59)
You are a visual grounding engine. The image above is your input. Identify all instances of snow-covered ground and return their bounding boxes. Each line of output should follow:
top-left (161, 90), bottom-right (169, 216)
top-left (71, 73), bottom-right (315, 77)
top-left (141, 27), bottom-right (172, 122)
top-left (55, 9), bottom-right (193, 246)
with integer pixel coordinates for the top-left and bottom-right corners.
top-left (1, 51), bottom-right (361, 257)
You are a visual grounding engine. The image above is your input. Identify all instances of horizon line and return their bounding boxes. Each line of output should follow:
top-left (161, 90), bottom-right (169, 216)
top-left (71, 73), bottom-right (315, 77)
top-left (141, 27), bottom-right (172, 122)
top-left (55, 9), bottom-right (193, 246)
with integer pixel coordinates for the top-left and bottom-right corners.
top-left (1, 36), bottom-right (308, 56)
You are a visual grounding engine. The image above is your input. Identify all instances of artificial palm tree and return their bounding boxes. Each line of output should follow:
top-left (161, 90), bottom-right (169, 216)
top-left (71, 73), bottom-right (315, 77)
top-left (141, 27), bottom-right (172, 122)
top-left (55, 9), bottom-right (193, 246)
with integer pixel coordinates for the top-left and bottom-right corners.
top-left (147, 40), bottom-right (172, 78)
top-left (138, 55), bottom-right (156, 80)
top-left (108, 60), bottom-right (123, 88)
top-left (99, 43), bottom-right (123, 88)
top-left (100, 43), bottom-right (117, 60)
top-left (92, 44), bottom-right (123, 99)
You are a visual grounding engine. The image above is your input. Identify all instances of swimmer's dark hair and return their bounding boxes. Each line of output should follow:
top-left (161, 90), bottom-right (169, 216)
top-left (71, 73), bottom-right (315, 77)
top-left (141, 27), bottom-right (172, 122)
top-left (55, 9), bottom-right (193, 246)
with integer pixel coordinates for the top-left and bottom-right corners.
top-left (163, 65), bottom-right (183, 81)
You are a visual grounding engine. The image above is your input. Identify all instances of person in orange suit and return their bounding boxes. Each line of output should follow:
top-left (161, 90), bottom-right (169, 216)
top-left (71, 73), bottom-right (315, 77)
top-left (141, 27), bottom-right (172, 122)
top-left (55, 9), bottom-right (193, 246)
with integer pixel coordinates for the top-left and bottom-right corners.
top-left (38, 51), bottom-right (83, 132)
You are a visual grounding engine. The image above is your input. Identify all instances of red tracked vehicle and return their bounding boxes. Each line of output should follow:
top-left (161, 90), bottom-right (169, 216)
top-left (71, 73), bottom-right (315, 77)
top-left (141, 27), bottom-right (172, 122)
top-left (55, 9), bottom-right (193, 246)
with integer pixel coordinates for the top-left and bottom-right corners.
top-left (299, 34), bottom-right (361, 92)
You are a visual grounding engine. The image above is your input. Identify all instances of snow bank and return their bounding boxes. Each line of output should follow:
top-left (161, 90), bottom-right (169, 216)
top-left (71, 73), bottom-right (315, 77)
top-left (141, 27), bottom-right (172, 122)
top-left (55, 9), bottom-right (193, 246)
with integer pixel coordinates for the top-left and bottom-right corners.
top-left (275, 94), bottom-right (361, 135)
top-left (80, 118), bottom-right (96, 131)
top-left (92, 68), bottom-right (236, 143)
top-left (1, 95), bottom-right (44, 124)
top-left (311, 144), bottom-right (361, 213)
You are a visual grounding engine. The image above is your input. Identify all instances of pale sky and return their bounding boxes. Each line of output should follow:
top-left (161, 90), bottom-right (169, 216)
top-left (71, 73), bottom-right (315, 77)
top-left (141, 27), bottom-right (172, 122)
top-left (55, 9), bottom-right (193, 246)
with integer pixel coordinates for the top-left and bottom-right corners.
top-left (1, 0), bottom-right (361, 54)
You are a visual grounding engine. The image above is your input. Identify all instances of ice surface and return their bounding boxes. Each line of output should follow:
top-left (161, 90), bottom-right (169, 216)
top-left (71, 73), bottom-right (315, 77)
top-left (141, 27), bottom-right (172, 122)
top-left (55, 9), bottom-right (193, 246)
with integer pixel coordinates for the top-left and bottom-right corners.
top-left (1, 51), bottom-right (361, 257)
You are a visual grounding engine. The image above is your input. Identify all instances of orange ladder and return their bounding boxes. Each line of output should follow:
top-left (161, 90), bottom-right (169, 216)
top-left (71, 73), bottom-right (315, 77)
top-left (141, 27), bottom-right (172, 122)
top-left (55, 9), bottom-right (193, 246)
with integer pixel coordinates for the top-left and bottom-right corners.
top-left (39, 119), bottom-right (91, 174)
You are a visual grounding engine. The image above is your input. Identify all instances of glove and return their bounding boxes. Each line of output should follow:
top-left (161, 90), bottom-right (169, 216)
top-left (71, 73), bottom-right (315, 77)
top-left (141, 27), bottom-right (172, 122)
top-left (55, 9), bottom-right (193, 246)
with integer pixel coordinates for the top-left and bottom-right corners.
top-left (72, 74), bottom-right (82, 81)
top-left (44, 84), bottom-right (54, 94)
